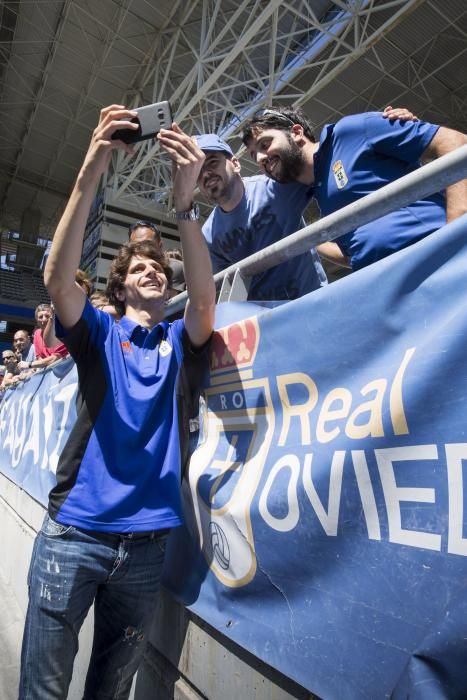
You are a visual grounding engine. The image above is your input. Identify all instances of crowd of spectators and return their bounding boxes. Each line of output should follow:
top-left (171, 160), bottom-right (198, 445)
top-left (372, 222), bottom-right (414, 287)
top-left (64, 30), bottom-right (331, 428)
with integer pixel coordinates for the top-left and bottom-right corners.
top-left (1, 248), bottom-right (186, 395)
top-left (0, 311), bottom-right (68, 394)
top-left (1, 319), bottom-right (65, 391)
top-left (1, 270), bottom-right (89, 393)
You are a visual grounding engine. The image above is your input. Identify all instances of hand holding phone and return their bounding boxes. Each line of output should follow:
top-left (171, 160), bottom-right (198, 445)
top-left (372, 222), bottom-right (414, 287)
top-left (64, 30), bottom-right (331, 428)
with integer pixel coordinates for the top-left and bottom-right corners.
top-left (111, 101), bottom-right (173, 144)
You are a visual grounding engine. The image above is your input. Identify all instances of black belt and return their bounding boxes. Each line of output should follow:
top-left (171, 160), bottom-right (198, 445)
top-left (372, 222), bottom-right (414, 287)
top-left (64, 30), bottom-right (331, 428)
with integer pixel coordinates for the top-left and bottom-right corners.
top-left (118, 528), bottom-right (170, 541)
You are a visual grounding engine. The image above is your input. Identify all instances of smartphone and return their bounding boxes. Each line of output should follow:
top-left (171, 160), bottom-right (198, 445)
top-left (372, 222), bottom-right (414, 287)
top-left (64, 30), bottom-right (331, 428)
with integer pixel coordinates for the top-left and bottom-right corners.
top-left (111, 101), bottom-right (173, 144)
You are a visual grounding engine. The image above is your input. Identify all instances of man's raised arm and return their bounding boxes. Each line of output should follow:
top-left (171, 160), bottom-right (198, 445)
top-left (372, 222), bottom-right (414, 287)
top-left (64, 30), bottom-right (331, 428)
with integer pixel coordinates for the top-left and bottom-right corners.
top-left (158, 124), bottom-right (215, 347)
top-left (44, 105), bottom-right (137, 329)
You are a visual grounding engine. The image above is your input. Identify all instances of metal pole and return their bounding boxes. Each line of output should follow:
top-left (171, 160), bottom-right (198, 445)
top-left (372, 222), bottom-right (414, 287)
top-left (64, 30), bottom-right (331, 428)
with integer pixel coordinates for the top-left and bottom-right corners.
top-left (165, 144), bottom-right (467, 315)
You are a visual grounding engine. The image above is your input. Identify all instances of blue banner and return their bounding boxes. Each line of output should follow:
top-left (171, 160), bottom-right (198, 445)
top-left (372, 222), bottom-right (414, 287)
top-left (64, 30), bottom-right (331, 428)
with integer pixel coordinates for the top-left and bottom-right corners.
top-left (1, 216), bottom-right (467, 698)
top-left (0, 358), bottom-right (77, 504)
top-left (164, 215), bottom-right (467, 699)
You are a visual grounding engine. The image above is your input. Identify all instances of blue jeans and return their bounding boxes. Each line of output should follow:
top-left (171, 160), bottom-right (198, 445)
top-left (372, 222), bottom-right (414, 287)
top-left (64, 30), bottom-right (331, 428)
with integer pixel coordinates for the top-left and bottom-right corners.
top-left (19, 514), bottom-right (169, 700)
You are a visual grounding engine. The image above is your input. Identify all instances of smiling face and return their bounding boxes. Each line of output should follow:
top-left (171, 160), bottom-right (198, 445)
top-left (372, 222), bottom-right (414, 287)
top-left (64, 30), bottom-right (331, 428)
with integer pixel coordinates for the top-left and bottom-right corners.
top-left (117, 255), bottom-right (168, 310)
top-left (197, 152), bottom-right (241, 206)
top-left (246, 127), bottom-right (307, 183)
top-left (13, 330), bottom-right (31, 354)
top-left (36, 308), bottom-right (51, 329)
top-left (2, 351), bottom-right (17, 369)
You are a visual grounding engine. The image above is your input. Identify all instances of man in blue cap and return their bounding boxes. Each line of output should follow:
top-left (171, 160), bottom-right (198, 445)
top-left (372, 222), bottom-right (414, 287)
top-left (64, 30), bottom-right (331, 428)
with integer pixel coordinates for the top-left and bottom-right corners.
top-left (194, 132), bottom-right (327, 301)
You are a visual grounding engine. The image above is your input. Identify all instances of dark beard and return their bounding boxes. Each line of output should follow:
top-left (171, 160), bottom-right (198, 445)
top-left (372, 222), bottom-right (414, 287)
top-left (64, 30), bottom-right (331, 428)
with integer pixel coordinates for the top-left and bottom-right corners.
top-left (206, 176), bottom-right (236, 206)
top-left (270, 134), bottom-right (306, 183)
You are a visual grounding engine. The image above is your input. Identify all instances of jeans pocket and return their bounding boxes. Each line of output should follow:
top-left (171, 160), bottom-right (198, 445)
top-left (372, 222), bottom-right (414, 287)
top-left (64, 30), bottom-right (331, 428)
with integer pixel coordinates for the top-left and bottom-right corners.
top-left (42, 513), bottom-right (75, 538)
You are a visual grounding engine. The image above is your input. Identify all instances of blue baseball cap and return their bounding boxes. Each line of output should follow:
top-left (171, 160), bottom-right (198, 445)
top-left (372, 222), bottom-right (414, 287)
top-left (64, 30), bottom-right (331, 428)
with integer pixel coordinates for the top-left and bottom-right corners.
top-left (195, 134), bottom-right (234, 157)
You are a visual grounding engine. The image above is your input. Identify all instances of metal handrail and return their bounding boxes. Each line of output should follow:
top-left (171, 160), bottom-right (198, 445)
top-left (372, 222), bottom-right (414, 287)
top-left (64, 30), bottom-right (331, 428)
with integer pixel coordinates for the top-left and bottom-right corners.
top-left (165, 144), bottom-right (467, 314)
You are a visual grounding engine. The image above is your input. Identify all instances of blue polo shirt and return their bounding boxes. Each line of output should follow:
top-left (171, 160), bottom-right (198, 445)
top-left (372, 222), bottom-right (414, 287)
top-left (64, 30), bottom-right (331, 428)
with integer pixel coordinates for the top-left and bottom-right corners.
top-left (312, 112), bottom-right (446, 270)
top-left (49, 299), bottom-right (191, 532)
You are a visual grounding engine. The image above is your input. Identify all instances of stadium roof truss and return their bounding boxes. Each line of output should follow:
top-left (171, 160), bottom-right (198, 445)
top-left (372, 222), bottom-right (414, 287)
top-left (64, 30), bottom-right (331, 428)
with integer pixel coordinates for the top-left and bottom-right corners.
top-left (0, 0), bottom-right (466, 234)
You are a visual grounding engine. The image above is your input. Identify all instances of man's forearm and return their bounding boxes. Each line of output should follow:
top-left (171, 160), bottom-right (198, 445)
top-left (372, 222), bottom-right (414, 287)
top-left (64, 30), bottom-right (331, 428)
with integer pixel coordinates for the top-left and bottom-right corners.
top-left (445, 179), bottom-right (467, 222)
top-left (31, 355), bottom-right (62, 369)
top-left (157, 123), bottom-right (216, 345)
top-left (423, 126), bottom-right (467, 222)
top-left (43, 106), bottom-right (137, 330)
top-left (177, 218), bottom-right (216, 347)
top-left (44, 170), bottom-right (99, 295)
top-left (42, 314), bottom-right (60, 348)
top-left (178, 219), bottom-right (216, 311)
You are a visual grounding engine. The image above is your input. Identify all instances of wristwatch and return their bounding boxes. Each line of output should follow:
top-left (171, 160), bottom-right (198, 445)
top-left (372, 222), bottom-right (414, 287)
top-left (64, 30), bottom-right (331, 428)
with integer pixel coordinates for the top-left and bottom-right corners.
top-left (171, 203), bottom-right (200, 221)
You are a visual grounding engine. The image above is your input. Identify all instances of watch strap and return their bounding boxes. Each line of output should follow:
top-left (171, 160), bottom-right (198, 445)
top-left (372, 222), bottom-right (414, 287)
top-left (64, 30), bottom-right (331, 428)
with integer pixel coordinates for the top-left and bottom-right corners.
top-left (172, 203), bottom-right (200, 221)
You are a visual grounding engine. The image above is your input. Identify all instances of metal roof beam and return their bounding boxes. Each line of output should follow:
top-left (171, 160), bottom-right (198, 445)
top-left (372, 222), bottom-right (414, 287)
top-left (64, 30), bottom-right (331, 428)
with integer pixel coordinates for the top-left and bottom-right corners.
top-left (111, 0), bottom-right (284, 198)
top-left (111, 0), bottom-right (424, 210)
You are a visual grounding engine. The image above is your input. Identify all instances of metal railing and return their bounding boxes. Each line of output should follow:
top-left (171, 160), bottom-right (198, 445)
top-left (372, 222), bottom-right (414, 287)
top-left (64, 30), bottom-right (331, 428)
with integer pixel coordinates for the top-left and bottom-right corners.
top-left (165, 144), bottom-right (467, 314)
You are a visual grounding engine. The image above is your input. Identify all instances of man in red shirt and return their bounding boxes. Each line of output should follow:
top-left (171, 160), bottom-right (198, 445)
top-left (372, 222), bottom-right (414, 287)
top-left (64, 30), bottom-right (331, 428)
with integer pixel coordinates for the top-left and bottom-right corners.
top-left (33, 303), bottom-right (69, 366)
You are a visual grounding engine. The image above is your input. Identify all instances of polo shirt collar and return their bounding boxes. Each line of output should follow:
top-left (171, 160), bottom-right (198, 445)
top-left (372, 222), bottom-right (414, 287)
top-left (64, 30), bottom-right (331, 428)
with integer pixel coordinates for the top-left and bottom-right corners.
top-left (318, 122), bottom-right (334, 146)
top-left (118, 315), bottom-right (166, 343)
top-left (309, 122), bottom-right (335, 193)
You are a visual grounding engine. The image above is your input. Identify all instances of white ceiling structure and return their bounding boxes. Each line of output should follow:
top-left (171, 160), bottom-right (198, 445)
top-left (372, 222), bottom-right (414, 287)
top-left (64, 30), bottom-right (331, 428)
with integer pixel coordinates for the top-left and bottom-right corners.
top-left (0, 0), bottom-right (466, 237)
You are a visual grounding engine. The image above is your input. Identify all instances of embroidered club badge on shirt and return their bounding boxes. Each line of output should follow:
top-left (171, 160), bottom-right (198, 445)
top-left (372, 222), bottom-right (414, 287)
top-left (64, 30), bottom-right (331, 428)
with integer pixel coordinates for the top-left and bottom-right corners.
top-left (332, 160), bottom-right (348, 189)
top-left (159, 340), bottom-right (172, 357)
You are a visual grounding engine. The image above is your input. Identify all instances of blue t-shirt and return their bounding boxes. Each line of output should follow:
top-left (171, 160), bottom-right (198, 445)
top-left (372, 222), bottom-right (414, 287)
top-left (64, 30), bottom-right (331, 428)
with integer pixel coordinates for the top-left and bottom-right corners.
top-left (202, 175), bottom-right (327, 301)
top-left (49, 300), bottom-right (190, 532)
top-left (312, 112), bottom-right (446, 270)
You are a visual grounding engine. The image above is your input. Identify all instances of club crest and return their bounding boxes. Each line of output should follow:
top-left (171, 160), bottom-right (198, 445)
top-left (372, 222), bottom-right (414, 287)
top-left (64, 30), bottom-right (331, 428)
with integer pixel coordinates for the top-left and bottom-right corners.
top-left (332, 160), bottom-right (348, 189)
top-left (159, 340), bottom-right (172, 357)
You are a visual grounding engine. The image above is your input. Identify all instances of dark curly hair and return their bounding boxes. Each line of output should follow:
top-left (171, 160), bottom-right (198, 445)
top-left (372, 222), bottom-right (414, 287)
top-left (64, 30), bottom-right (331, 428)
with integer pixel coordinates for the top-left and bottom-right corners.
top-left (106, 240), bottom-right (173, 317)
top-left (242, 106), bottom-right (316, 146)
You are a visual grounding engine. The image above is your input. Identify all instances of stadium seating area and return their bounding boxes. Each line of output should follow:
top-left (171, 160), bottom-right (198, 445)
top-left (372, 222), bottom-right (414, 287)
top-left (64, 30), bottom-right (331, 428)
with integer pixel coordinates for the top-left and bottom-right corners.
top-left (0, 269), bottom-right (49, 305)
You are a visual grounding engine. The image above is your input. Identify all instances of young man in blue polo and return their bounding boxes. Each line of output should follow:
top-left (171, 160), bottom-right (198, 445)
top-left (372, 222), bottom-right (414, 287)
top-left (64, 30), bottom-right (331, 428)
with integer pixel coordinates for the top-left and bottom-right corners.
top-left (128, 220), bottom-right (186, 298)
top-left (19, 106), bottom-right (215, 699)
top-left (242, 107), bottom-right (467, 271)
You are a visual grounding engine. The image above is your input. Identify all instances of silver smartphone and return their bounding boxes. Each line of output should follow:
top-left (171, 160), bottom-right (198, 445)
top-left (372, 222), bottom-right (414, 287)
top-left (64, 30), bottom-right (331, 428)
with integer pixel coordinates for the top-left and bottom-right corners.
top-left (111, 101), bottom-right (173, 144)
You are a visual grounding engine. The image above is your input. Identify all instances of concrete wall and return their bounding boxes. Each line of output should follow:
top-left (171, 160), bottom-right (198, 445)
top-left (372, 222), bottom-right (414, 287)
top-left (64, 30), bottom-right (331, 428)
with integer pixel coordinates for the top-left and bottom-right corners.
top-left (0, 472), bottom-right (94, 700)
top-left (137, 592), bottom-right (314, 700)
top-left (0, 471), bottom-right (314, 700)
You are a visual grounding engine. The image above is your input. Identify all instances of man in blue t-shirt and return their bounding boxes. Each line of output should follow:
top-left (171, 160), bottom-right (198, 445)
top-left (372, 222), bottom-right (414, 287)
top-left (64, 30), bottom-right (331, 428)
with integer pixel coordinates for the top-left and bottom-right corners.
top-left (19, 109), bottom-right (215, 699)
top-left (195, 133), bottom-right (327, 301)
top-left (242, 107), bottom-right (467, 271)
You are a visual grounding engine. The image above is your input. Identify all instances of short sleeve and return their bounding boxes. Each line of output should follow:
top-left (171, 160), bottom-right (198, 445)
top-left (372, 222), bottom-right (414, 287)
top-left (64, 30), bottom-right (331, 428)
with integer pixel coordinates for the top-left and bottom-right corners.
top-left (362, 112), bottom-right (440, 163)
top-left (55, 298), bottom-right (113, 362)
